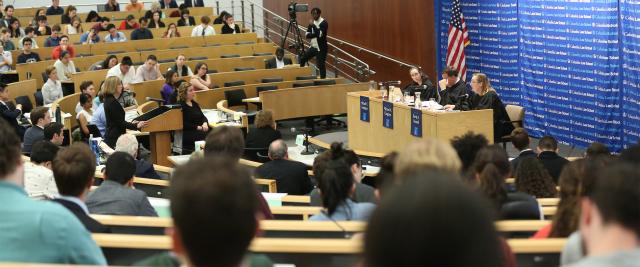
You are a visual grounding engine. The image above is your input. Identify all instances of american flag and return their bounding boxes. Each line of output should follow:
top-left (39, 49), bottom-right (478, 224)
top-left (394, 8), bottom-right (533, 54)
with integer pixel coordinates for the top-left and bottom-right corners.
top-left (446, 0), bottom-right (470, 81)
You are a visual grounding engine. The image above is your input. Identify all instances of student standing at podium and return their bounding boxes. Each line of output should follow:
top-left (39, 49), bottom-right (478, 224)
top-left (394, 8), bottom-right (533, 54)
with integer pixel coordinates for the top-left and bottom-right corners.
top-left (103, 76), bottom-right (147, 148)
top-left (402, 67), bottom-right (437, 101)
top-left (178, 82), bottom-right (209, 154)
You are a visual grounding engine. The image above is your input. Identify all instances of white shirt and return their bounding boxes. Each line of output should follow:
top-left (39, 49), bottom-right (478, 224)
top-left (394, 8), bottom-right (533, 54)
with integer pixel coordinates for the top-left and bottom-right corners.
top-left (76, 108), bottom-right (93, 122)
top-left (0, 50), bottom-right (12, 72)
top-left (23, 161), bottom-right (59, 200)
top-left (276, 58), bottom-right (285, 69)
top-left (42, 79), bottom-right (63, 105)
top-left (191, 24), bottom-right (216, 36)
top-left (133, 64), bottom-right (162, 83)
top-left (54, 59), bottom-right (76, 81)
top-left (309, 17), bottom-right (324, 50)
top-left (107, 63), bottom-right (136, 85)
top-left (65, 24), bottom-right (79, 35)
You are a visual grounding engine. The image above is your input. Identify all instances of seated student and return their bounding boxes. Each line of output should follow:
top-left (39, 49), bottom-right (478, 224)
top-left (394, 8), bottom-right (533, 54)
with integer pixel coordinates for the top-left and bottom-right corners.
top-left (161, 70), bottom-right (179, 104)
top-left (46, 0), bottom-right (64, 15)
top-left (145, 2), bottom-right (165, 19)
top-left (65, 17), bottom-right (84, 35)
top-left (203, 126), bottom-right (274, 219)
top-left (76, 81), bottom-right (96, 113)
top-left (438, 66), bottom-right (467, 106)
top-left (363, 169), bottom-right (511, 267)
top-left (585, 142), bottom-right (610, 158)
top-left (43, 24), bottom-right (62, 47)
top-left (310, 145), bottom-right (376, 221)
top-left (255, 140), bottom-right (313, 195)
top-left (131, 17), bottom-right (154, 40)
top-left (395, 138), bottom-right (462, 177)
top-left (221, 14), bottom-right (241, 34)
top-left (160, 0), bottom-right (178, 9)
top-left (24, 140), bottom-right (60, 200)
top-left (85, 11), bottom-right (101, 23)
top-left (107, 56), bottom-right (136, 90)
top-left (75, 94), bottom-right (94, 141)
top-left (190, 62), bottom-right (213, 90)
top-left (149, 11), bottom-right (166, 28)
top-left (179, 82), bottom-right (209, 153)
top-left (162, 23), bottom-right (181, 38)
top-left (126, 0), bottom-right (144, 12)
top-left (402, 67), bottom-right (438, 101)
top-left (36, 16), bottom-right (52, 36)
top-left (91, 102), bottom-right (107, 137)
top-left (171, 54), bottom-right (193, 77)
top-left (310, 143), bottom-right (377, 206)
top-left (0, 43), bottom-right (12, 73)
top-left (0, 83), bottom-right (24, 138)
top-left (115, 134), bottom-right (162, 179)
top-left (245, 110), bottom-right (282, 148)
top-left (514, 157), bottom-right (558, 198)
top-left (17, 37), bottom-right (41, 64)
top-left (177, 8), bottom-right (196, 26)
top-left (53, 51), bottom-right (76, 81)
top-left (103, 24), bottom-right (127, 43)
top-left (119, 15), bottom-right (140, 30)
top-left (510, 128), bottom-right (535, 172)
top-left (52, 143), bottom-right (110, 233)
top-left (22, 107), bottom-right (50, 154)
top-left (0, 120), bottom-right (106, 265)
top-left (104, 0), bottom-right (120, 11)
top-left (0, 6), bottom-right (15, 29)
top-left (561, 163), bottom-right (640, 267)
top-left (472, 145), bottom-right (540, 220)
top-left (450, 131), bottom-right (489, 177)
top-left (444, 73), bottom-right (514, 141)
top-left (167, 156), bottom-right (273, 267)
top-left (536, 135), bottom-right (569, 184)
top-left (92, 17), bottom-right (111, 33)
top-left (80, 28), bottom-right (100, 44)
top-left (213, 11), bottom-right (230, 24)
top-left (191, 16), bottom-right (215, 36)
top-left (0, 29), bottom-right (15, 51)
top-left (44, 122), bottom-right (65, 146)
top-left (265, 47), bottom-right (292, 69)
top-left (134, 55), bottom-right (163, 83)
top-left (61, 5), bottom-right (77, 24)
top-left (87, 152), bottom-right (157, 216)
top-left (52, 35), bottom-right (76, 59)
top-left (42, 66), bottom-right (63, 105)
top-left (90, 54), bottom-right (118, 71)
top-left (18, 27), bottom-right (39, 49)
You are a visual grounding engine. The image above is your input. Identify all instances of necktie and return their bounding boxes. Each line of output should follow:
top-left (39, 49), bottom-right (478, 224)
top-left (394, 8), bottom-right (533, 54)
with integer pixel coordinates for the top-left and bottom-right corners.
top-left (202, 27), bottom-right (206, 36)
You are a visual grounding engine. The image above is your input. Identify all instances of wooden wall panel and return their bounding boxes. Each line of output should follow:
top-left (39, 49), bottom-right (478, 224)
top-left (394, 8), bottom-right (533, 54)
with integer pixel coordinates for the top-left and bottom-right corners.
top-left (263, 0), bottom-right (437, 85)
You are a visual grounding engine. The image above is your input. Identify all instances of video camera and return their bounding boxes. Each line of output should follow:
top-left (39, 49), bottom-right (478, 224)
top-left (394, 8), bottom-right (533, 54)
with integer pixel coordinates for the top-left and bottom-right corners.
top-left (288, 2), bottom-right (309, 19)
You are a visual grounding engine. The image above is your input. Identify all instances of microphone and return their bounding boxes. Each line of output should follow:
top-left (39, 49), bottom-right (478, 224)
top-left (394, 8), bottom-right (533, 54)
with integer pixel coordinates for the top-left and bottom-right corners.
top-left (145, 97), bottom-right (165, 104)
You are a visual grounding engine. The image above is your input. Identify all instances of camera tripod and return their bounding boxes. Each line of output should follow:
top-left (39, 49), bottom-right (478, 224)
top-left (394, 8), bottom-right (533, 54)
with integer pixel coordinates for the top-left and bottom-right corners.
top-left (281, 16), bottom-right (306, 56)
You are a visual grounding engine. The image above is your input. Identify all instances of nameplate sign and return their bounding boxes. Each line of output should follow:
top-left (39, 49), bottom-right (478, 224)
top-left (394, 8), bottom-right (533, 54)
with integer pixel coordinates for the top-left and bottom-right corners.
top-left (410, 108), bottom-right (422, 137)
top-left (383, 101), bottom-right (393, 129)
top-left (360, 96), bottom-right (370, 122)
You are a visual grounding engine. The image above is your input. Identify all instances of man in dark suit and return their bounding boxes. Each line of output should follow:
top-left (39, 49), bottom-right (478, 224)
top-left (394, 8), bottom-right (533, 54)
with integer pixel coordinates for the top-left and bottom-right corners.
top-left (184, 0), bottom-right (204, 7)
top-left (537, 136), bottom-right (569, 184)
top-left (0, 82), bottom-right (24, 139)
top-left (299, 8), bottom-right (328, 78)
top-left (22, 107), bottom-right (50, 154)
top-left (51, 143), bottom-right (111, 233)
top-left (438, 66), bottom-right (468, 106)
top-left (86, 152), bottom-right (158, 216)
top-left (255, 140), bottom-right (313, 195)
top-left (265, 47), bottom-right (293, 69)
top-left (510, 128), bottom-right (536, 172)
top-left (159, 0), bottom-right (178, 8)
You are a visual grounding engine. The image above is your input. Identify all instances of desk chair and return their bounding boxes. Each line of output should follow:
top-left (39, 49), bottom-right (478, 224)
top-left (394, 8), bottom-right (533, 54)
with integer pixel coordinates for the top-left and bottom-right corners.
top-left (34, 90), bottom-right (43, 106)
top-left (296, 75), bottom-right (317, 80)
top-left (234, 67), bottom-right (255, 72)
top-left (261, 77), bottom-right (283, 83)
top-left (14, 95), bottom-right (33, 113)
top-left (256, 85), bottom-right (278, 94)
top-left (500, 105), bottom-right (525, 149)
top-left (224, 80), bottom-right (245, 87)
top-left (224, 89), bottom-right (258, 122)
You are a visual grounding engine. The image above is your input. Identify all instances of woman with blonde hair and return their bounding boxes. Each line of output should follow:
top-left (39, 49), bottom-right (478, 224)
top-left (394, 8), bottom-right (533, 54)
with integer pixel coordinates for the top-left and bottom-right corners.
top-left (245, 109), bottom-right (282, 148)
top-left (178, 82), bottom-right (209, 154)
top-left (444, 73), bottom-right (514, 142)
top-left (103, 76), bottom-right (147, 148)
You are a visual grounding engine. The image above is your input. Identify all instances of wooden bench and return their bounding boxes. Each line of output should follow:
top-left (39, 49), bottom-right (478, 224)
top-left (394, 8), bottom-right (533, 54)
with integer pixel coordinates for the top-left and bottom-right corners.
top-left (6, 79), bottom-right (37, 108)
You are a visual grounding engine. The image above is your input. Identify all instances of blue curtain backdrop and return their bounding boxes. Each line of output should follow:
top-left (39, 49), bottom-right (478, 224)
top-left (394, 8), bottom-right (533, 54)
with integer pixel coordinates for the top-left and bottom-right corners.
top-left (435, 0), bottom-right (637, 151)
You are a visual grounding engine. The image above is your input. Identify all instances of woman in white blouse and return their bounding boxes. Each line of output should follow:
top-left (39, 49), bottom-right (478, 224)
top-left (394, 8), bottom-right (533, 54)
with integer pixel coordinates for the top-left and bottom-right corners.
top-left (53, 50), bottom-right (76, 81)
top-left (42, 65), bottom-right (63, 105)
top-left (65, 17), bottom-right (84, 35)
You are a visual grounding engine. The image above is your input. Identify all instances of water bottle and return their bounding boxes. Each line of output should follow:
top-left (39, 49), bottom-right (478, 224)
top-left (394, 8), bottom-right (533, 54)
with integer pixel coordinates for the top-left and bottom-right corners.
top-left (415, 92), bottom-right (422, 109)
top-left (89, 135), bottom-right (100, 165)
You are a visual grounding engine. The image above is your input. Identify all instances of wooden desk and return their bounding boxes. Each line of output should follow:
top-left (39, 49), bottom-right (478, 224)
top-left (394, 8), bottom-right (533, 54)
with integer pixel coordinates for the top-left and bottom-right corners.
top-left (346, 91), bottom-right (494, 155)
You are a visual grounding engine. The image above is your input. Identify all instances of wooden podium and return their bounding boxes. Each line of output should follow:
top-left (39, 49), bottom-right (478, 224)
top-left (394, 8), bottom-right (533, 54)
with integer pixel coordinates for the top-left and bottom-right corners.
top-left (139, 108), bottom-right (183, 166)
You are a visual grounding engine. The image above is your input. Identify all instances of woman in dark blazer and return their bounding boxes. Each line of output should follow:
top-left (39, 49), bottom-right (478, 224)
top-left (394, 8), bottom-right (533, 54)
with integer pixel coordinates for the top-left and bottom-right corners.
top-left (148, 11), bottom-right (166, 28)
top-left (444, 73), bottom-right (514, 142)
top-left (245, 110), bottom-right (282, 148)
top-left (103, 76), bottom-right (147, 148)
top-left (178, 81), bottom-right (209, 154)
top-left (177, 9), bottom-right (196, 26)
top-left (221, 15), bottom-right (241, 34)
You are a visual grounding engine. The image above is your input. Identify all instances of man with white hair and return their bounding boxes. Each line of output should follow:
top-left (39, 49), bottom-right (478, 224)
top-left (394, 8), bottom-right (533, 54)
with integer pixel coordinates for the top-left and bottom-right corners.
top-left (115, 134), bottom-right (161, 179)
top-left (254, 140), bottom-right (313, 195)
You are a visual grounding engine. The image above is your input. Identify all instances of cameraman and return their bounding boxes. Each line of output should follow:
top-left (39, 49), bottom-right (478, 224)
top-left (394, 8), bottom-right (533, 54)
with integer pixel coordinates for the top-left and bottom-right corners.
top-left (300, 7), bottom-right (328, 78)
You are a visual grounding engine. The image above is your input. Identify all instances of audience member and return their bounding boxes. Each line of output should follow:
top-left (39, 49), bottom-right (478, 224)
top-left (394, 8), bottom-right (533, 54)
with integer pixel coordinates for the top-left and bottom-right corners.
top-left (46, 0), bottom-right (64, 15)
top-left (537, 135), bottom-right (569, 184)
top-left (126, 0), bottom-right (145, 12)
top-left (191, 16), bottom-right (215, 36)
top-left (160, 0), bottom-right (178, 9)
top-left (213, 11), bottom-right (230, 24)
top-left (42, 65), bottom-right (63, 105)
top-left (36, 16), bottom-right (52, 36)
top-left (620, 143), bottom-right (640, 164)
top-left (255, 140), bottom-right (313, 195)
top-left (80, 28), bottom-right (100, 44)
top-left (310, 143), bottom-right (376, 221)
top-left (44, 122), bottom-right (65, 145)
top-left (177, 9), bottom-right (196, 26)
top-left (18, 27), bottom-right (39, 49)
top-left (363, 169), bottom-right (510, 267)
top-left (245, 110), bottom-right (282, 148)
top-left (144, 2), bottom-right (165, 19)
top-left (134, 55), bottom-right (163, 83)
top-left (438, 66), bottom-right (467, 106)
top-left (0, 29), bottom-right (15, 51)
top-left (365, 151), bottom-right (397, 195)
top-left (107, 56), bottom-right (136, 89)
top-left (8, 18), bottom-right (25, 38)
top-left (265, 47), bottom-right (292, 69)
top-left (178, 82), bottom-right (208, 153)
top-left (514, 157), bottom-right (558, 198)
top-left (0, 43), bottom-right (12, 72)
top-left (75, 93), bottom-right (94, 141)
top-left (91, 17), bottom-right (111, 33)
top-left (401, 67), bottom-right (437, 101)
top-left (149, 11), bottom-right (166, 28)
top-left (162, 23), bottom-right (181, 38)
top-left (510, 127), bottom-right (535, 172)
top-left (115, 134), bottom-right (161, 179)
top-left (395, 138), bottom-right (462, 177)
top-left (76, 81), bottom-right (96, 113)
top-left (221, 14), bottom-right (241, 34)
top-left (31, 9), bottom-right (46, 27)
top-left (91, 103), bottom-right (107, 137)
top-left (65, 17), bottom-right (84, 35)
top-left (17, 37), bottom-right (41, 64)
top-left (0, 5), bottom-right (15, 28)
top-left (52, 143), bottom-right (111, 233)
top-left (170, 54), bottom-right (193, 77)
top-left (44, 25), bottom-right (62, 47)
top-left (190, 62), bottom-right (213, 90)
top-left (310, 143), bottom-right (376, 206)
top-left (102, 76), bottom-right (147, 148)
top-left (0, 119), bottom-right (106, 264)
top-left (22, 106), bottom-right (50, 153)
top-left (53, 50), bottom-right (76, 81)
top-left (299, 7), bottom-right (328, 78)
top-left (450, 131), bottom-right (488, 177)
top-left (51, 35), bottom-right (76, 59)
top-left (85, 11), bottom-right (101, 23)
top-left (161, 70), bottom-right (179, 104)
top-left (87, 152), bottom-right (157, 216)
top-left (0, 83), bottom-right (24, 138)
top-left (585, 142), bottom-right (610, 158)
top-left (24, 140), bottom-right (60, 200)
top-left (104, 0), bottom-right (121, 11)
top-left (119, 14), bottom-right (140, 30)
top-left (61, 5), bottom-right (77, 24)
top-left (131, 17), bottom-right (154, 40)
